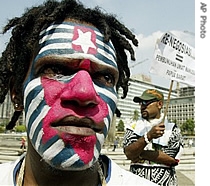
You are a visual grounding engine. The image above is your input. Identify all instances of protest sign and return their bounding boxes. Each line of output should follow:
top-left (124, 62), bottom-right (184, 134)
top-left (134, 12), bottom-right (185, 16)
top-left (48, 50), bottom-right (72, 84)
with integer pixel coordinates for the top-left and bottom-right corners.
top-left (150, 32), bottom-right (195, 86)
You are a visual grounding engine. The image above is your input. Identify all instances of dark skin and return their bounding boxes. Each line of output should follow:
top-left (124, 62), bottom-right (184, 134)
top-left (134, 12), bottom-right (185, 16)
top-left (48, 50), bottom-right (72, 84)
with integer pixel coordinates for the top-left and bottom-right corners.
top-left (1, 0), bottom-right (139, 185)
top-left (18, 139), bottom-right (104, 186)
top-left (12, 19), bottom-right (110, 186)
top-left (124, 100), bottom-right (177, 165)
top-left (12, 73), bottom-right (104, 186)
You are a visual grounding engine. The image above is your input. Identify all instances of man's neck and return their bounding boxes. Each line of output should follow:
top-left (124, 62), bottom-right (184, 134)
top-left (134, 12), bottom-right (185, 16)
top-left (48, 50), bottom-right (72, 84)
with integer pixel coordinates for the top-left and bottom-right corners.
top-left (22, 142), bottom-right (102, 186)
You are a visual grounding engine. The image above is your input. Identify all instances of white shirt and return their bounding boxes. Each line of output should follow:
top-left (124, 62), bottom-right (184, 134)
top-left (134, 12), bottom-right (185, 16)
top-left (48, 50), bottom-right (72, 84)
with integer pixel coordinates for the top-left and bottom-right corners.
top-left (0, 154), bottom-right (157, 186)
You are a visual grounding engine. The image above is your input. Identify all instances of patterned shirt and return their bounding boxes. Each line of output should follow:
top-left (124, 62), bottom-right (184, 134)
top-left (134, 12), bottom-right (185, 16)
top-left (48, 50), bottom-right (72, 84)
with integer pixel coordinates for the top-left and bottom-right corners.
top-left (123, 115), bottom-right (184, 186)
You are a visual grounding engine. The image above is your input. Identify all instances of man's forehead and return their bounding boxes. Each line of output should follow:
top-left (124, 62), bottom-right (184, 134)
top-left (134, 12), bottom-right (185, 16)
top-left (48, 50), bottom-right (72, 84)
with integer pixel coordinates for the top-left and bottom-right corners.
top-left (35, 21), bottom-right (117, 69)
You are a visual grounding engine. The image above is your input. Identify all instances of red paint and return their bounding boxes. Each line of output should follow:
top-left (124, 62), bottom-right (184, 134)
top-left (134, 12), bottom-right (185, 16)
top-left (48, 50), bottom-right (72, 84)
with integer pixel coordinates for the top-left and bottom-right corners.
top-left (60, 70), bottom-right (100, 105)
top-left (61, 133), bottom-right (96, 164)
top-left (79, 59), bottom-right (91, 70)
top-left (40, 71), bottom-right (108, 163)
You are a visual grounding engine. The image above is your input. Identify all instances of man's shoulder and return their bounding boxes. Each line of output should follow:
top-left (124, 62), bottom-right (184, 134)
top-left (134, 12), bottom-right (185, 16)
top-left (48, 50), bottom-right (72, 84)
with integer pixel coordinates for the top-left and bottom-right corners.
top-left (0, 160), bottom-right (17, 184)
top-left (107, 157), bottom-right (157, 185)
top-left (125, 119), bottom-right (145, 130)
top-left (0, 154), bottom-right (24, 185)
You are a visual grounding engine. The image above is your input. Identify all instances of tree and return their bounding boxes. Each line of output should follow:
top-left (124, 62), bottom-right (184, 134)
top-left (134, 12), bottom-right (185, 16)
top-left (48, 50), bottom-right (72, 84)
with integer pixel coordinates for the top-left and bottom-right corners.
top-left (117, 120), bottom-right (125, 132)
top-left (16, 125), bottom-right (26, 133)
top-left (132, 109), bottom-right (139, 121)
top-left (180, 118), bottom-right (195, 135)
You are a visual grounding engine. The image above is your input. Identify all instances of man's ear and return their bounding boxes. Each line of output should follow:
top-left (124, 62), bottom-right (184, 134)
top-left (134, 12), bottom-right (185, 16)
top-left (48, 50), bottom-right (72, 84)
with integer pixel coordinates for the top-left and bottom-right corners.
top-left (10, 76), bottom-right (24, 111)
top-left (157, 100), bottom-right (163, 109)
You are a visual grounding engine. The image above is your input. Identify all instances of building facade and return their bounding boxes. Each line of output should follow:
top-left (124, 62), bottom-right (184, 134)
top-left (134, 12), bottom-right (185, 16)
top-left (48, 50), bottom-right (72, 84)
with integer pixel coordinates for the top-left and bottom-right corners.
top-left (0, 93), bottom-right (14, 126)
top-left (116, 78), bottom-right (178, 126)
top-left (164, 87), bottom-right (195, 125)
top-left (116, 78), bottom-right (195, 127)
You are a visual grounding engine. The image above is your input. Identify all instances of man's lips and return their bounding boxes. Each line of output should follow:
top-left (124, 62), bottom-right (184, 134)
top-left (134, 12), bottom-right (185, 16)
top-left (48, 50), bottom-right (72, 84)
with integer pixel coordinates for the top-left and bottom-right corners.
top-left (56, 126), bottom-right (95, 136)
top-left (51, 116), bottom-right (103, 136)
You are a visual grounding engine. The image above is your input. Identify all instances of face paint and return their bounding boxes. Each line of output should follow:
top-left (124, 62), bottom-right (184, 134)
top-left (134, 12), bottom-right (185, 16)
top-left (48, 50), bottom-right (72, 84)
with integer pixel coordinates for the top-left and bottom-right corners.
top-left (38, 21), bottom-right (117, 65)
top-left (23, 21), bottom-right (119, 170)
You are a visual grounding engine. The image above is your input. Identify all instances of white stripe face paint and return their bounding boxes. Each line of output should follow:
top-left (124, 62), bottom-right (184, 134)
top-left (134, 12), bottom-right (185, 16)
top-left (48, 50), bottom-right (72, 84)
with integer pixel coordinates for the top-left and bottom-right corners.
top-left (23, 20), bottom-right (119, 170)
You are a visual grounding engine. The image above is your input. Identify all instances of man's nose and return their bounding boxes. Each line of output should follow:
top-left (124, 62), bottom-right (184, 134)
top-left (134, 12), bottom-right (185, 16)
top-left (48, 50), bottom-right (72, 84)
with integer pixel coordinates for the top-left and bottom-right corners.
top-left (140, 104), bottom-right (147, 110)
top-left (60, 70), bottom-right (100, 107)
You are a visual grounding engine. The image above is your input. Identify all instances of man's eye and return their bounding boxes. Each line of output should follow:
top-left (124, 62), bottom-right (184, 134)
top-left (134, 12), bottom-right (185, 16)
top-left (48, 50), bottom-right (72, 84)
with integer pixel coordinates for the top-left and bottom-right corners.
top-left (93, 73), bottom-right (115, 87)
top-left (37, 64), bottom-right (70, 77)
top-left (104, 74), bottom-right (114, 84)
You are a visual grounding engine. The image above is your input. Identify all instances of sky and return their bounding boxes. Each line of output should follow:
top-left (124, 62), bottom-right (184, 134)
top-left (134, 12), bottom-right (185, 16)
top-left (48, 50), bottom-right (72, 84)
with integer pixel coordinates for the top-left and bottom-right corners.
top-left (0, 1), bottom-right (201, 182)
top-left (0, 0), bottom-right (195, 89)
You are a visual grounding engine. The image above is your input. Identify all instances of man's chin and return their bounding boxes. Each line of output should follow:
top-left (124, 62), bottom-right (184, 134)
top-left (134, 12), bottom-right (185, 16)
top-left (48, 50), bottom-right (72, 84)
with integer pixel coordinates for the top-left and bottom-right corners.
top-left (40, 159), bottom-right (96, 174)
top-left (141, 112), bottom-right (149, 120)
top-left (46, 158), bottom-right (96, 171)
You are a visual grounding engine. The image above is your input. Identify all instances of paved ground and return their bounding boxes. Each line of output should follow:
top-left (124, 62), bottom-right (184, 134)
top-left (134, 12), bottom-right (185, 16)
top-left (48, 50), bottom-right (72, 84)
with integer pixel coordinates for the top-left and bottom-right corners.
top-left (177, 170), bottom-right (194, 186)
top-left (176, 147), bottom-right (195, 186)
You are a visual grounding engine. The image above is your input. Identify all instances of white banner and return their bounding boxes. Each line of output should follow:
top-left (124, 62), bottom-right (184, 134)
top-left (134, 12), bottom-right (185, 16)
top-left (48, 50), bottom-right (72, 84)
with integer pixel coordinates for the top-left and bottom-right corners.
top-left (150, 32), bottom-right (195, 86)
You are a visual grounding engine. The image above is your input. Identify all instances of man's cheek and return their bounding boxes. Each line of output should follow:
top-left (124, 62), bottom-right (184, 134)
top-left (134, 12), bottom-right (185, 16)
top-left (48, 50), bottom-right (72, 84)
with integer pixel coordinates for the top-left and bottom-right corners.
top-left (99, 92), bottom-right (117, 115)
top-left (41, 77), bottom-right (65, 106)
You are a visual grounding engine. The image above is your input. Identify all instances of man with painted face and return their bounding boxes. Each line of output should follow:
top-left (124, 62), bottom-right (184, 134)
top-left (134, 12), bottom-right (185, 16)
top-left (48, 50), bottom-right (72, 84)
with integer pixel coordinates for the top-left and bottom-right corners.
top-left (0, 0), bottom-right (157, 185)
top-left (123, 89), bottom-right (184, 186)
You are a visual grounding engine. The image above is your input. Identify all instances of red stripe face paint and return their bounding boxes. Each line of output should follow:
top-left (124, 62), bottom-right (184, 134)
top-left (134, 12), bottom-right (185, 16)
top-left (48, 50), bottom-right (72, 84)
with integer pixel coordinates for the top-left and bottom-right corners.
top-left (23, 21), bottom-right (119, 170)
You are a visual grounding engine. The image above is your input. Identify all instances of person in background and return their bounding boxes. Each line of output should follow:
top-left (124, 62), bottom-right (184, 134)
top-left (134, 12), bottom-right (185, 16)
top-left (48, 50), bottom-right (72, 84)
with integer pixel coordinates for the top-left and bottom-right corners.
top-left (112, 138), bottom-right (119, 152)
top-left (188, 138), bottom-right (193, 148)
top-left (123, 89), bottom-right (184, 186)
top-left (0, 0), bottom-right (157, 185)
top-left (20, 136), bottom-right (26, 151)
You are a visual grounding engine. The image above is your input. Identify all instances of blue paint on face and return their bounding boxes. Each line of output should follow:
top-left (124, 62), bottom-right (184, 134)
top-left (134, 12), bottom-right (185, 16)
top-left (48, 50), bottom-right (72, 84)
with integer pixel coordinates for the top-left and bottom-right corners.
top-left (23, 20), bottom-right (119, 170)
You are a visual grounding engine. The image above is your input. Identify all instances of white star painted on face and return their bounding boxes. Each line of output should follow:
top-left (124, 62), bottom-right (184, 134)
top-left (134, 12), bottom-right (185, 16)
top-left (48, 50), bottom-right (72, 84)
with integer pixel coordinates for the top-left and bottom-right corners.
top-left (72, 29), bottom-right (96, 53)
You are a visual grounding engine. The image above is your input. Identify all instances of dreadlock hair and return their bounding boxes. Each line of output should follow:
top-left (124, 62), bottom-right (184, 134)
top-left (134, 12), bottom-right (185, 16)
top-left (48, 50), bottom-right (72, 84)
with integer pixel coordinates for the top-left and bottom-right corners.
top-left (0, 0), bottom-right (138, 128)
